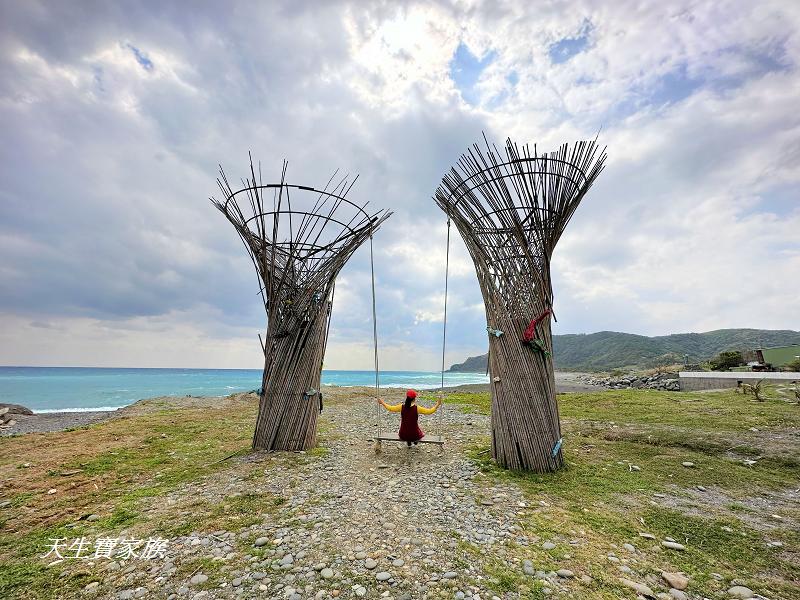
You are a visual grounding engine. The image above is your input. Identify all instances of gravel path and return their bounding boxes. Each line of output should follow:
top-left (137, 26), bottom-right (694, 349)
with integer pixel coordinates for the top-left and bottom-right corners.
top-left (88, 393), bottom-right (574, 600)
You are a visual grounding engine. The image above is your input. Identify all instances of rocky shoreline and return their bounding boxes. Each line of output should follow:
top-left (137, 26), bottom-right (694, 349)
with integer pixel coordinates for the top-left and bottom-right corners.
top-left (0, 374), bottom-right (601, 437)
top-left (577, 372), bottom-right (680, 391)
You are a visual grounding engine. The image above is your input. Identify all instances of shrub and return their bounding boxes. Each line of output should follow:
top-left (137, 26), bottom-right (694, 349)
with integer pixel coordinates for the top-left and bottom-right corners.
top-left (709, 350), bottom-right (743, 371)
top-left (784, 357), bottom-right (800, 372)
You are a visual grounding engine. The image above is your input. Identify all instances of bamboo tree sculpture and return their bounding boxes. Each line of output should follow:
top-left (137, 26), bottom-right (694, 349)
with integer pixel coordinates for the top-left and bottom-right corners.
top-left (434, 137), bottom-right (606, 472)
top-left (213, 158), bottom-right (391, 451)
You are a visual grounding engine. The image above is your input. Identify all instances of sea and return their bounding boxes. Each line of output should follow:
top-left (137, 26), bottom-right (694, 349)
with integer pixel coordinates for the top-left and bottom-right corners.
top-left (0, 367), bottom-right (489, 413)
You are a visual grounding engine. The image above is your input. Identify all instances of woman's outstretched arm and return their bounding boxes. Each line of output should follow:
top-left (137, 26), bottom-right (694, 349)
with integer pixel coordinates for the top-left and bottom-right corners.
top-left (417, 397), bottom-right (443, 415)
top-left (377, 398), bottom-right (402, 413)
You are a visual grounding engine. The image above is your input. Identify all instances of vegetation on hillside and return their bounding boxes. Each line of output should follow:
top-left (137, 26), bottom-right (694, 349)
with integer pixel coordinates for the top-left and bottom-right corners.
top-left (448, 328), bottom-right (800, 372)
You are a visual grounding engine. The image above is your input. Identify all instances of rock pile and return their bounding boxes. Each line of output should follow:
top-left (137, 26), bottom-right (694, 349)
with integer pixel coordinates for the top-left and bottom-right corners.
top-left (578, 372), bottom-right (680, 391)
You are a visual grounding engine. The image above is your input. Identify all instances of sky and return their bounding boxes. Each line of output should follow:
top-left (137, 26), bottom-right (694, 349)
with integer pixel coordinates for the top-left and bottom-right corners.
top-left (0, 1), bottom-right (798, 371)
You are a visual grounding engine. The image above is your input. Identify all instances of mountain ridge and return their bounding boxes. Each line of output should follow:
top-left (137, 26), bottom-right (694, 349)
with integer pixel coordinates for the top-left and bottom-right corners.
top-left (447, 328), bottom-right (800, 372)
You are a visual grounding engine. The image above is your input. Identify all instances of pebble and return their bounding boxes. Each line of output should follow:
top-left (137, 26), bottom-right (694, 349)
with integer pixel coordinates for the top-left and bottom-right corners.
top-left (556, 569), bottom-right (574, 578)
top-left (355, 587), bottom-right (367, 597)
top-left (542, 541), bottom-right (556, 550)
top-left (727, 586), bottom-right (754, 599)
top-left (522, 560), bottom-right (535, 576)
top-left (669, 589), bottom-right (688, 600)
top-left (662, 541), bottom-right (685, 551)
top-left (681, 461), bottom-right (695, 468)
top-left (189, 574), bottom-right (208, 585)
top-left (622, 543), bottom-right (635, 553)
top-left (375, 572), bottom-right (391, 581)
top-left (364, 558), bottom-right (377, 569)
top-left (619, 578), bottom-right (653, 597)
top-left (254, 537), bottom-right (269, 547)
top-left (321, 568), bottom-right (334, 579)
top-left (661, 572), bottom-right (689, 590)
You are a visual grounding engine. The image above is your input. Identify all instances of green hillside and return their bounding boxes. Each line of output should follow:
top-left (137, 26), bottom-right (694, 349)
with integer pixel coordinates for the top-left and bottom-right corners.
top-left (448, 328), bottom-right (800, 372)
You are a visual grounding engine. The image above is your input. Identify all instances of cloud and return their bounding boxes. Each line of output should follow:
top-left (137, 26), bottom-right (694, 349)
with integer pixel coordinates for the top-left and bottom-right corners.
top-left (0, 0), bottom-right (798, 370)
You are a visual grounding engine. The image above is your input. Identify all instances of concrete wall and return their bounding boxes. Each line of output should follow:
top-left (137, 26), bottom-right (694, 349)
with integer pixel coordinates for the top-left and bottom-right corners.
top-left (679, 371), bottom-right (800, 391)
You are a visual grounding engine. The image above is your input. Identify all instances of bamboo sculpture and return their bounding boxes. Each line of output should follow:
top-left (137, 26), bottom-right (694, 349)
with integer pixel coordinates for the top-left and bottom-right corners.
top-left (212, 158), bottom-right (391, 451)
top-left (434, 136), bottom-right (606, 472)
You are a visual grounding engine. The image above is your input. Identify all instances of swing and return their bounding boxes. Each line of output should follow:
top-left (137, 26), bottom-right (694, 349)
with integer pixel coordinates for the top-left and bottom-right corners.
top-left (372, 220), bottom-right (448, 451)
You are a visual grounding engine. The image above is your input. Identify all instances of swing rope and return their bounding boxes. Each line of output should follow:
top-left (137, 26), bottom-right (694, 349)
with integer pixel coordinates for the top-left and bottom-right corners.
top-left (438, 215), bottom-right (452, 433)
top-left (369, 231), bottom-right (381, 437)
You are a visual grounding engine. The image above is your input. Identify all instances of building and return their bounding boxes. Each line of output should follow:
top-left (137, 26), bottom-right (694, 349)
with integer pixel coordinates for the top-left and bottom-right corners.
top-left (756, 344), bottom-right (800, 369)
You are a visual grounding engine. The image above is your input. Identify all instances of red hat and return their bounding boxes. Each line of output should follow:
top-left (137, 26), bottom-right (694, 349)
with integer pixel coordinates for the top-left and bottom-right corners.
top-left (406, 389), bottom-right (417, 399)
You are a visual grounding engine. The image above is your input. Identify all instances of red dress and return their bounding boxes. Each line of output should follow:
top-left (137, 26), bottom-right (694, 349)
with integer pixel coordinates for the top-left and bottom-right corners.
top-left (399, 404), bottom-right (425, 441)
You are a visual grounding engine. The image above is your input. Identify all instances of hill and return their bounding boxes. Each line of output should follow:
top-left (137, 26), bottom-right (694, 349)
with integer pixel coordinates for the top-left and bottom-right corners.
top-left (447, 328), bottom-right (800, 372)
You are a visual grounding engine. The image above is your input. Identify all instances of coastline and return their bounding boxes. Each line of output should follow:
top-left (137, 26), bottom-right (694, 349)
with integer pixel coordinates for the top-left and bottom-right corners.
top-left (0, 372), bottom-right (601, 436)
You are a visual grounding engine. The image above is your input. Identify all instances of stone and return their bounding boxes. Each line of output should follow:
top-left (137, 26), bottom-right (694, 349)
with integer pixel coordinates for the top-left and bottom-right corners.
top-left (190, 574), bottom-right (208, 585)
top-left (364, 558), bottom-right (378, 569)
top-left (355, 587), bottom-right (367, 597)
top-left (661, 572), bottom-right (688, 590)
top-left (254, 537), bottom-right (269, 547)
top-left (231, 578), bottom-right (242, 587)
top-left (661, 541), bottom-right (685, 551)
top-left (619, 578), bottom-right (654, 597)
top-left (321, 568), bottom-right (334, 579)
top-left (556, 569), bottom-right (574, 578)
top-left (443, 571), bottom-right (458, 579)
top-left (623, 543), bottom-right (636, 553)
top-left (376, 572), bottom-right (391, 581)
top-left (727, 586), bottom-right (754, 599)
top-left (681, 462), bottom-right (695, 468)
top-left (392, 558), bottom-right (405, 567)
top-left (0, 403), bottom-right (34, 415)
top-left (522, 560), bottom-right (535, 576)
top-left (639, 533), bottom-right (656, 540)
top-left (542, 541), bottom-right (556, 550)
top-left (669, 590), bottom-right (688, 600)
top-left (84, 582), bottom-right (100, 592)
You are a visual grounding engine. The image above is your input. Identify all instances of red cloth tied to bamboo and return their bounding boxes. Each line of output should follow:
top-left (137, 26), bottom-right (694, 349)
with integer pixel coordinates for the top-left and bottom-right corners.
top-left (399, 404), bottom-right (425, 441)
top-left (523, 308), bottom-right (552, 342)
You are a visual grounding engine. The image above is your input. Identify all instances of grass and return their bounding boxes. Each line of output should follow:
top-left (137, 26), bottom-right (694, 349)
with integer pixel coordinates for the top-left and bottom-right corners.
top-left (2, 388), bottom-right (798, 599)
top-left (458, 387), bottom-right (799, 599)
top-left (0, 398), bottom-right (262, 599)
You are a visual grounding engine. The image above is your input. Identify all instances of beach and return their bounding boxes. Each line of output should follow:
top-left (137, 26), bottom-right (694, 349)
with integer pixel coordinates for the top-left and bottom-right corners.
top-left (0, 372), bottom-right (599, 436)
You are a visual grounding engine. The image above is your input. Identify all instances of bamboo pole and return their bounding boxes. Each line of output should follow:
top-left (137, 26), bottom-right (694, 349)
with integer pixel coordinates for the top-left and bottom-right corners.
top-left (434, 136), bottom-right (606, 472)
top-left (212, 157), bottom-right (392, 451)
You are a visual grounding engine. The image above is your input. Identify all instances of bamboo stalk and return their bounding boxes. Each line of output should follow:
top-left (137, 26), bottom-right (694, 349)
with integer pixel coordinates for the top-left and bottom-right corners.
top-left (434, 136), bottom-right (606, 472)
top-left (212, 157), bottom-right (392, 451)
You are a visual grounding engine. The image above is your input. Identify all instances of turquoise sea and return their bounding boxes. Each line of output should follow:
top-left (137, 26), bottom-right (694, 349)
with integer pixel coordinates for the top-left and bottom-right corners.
top-left (0, 367), bottom-right (489, 413)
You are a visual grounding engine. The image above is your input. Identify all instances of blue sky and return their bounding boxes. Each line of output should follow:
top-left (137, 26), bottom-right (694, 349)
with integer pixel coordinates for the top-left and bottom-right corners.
top-left (0, 1), bottom-right (798, 370)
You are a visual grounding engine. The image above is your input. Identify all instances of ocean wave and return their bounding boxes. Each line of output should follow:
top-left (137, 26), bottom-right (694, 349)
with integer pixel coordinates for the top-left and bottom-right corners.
top-left (34, 405), bottom-right (129, 414)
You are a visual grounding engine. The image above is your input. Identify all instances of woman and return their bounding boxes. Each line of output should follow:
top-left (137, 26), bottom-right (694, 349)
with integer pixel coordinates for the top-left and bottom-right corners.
top-left (378, 389), bottom-right (442, 446)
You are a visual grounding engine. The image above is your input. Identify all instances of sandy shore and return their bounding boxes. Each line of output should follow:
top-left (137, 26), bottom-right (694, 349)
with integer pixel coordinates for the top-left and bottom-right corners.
top-left (0, 372), bottom-right (601, 436)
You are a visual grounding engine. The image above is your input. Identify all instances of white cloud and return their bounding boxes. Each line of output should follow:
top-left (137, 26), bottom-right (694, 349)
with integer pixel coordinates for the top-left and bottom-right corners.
top-left (0, 0), bottom-right (798, 370)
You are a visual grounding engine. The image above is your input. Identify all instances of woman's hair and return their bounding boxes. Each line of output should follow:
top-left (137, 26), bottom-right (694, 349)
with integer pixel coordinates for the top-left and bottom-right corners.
top-left (404, 395), bottom-right (413, 409)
